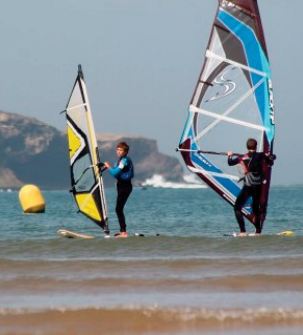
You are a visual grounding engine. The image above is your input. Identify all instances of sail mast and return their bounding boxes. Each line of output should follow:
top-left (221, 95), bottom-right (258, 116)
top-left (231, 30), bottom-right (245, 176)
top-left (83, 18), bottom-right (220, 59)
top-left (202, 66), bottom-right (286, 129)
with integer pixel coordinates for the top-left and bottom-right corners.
top-left (77, 65), bottom-right (109, 225)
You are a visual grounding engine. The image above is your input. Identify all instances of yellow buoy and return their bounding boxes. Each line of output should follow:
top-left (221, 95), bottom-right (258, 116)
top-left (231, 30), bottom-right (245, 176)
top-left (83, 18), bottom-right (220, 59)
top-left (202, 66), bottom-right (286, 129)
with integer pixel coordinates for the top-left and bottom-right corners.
top-left (19, 184), bottom-right (46, 213)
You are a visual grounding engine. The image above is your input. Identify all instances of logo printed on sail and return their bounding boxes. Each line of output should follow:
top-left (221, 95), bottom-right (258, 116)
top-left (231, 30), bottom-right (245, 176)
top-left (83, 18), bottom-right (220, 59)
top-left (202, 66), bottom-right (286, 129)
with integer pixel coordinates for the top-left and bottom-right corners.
top-left (221, 0), bottom-right (236, 9)
top-left (268, 79), bottom-right (275, 125)
top-left (206, 68), bottom-right (236, 102)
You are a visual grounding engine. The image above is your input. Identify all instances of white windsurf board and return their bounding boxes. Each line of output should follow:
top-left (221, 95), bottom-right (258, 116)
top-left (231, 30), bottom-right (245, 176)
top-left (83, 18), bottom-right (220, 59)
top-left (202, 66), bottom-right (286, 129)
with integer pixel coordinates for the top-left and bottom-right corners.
top-left (57, 229), bottom-right (95, 239)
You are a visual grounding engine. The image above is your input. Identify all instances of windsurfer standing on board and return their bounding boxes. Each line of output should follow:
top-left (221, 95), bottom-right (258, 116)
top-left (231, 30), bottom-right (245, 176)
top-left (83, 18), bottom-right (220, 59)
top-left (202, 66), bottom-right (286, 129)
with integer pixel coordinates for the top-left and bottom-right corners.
top-left (103, 142), bottom-right (134, 238)
top-left (227, 138), bottom-right (276, 236)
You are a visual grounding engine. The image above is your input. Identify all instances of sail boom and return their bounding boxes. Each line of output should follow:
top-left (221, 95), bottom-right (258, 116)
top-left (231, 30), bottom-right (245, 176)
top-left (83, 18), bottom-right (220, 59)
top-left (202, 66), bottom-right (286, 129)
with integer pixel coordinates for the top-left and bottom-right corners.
top-left (177, 148), bottom-right (229, 156)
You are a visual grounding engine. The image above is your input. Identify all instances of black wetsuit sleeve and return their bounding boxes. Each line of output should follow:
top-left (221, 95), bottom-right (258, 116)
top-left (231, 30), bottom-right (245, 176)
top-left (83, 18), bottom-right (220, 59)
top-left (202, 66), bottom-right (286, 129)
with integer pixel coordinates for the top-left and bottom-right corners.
top-left (264, 153), bottom-right (276, 166)
top-left (228, 155), bottom-right (241, 166)
top-left (97, 162), bottom-right (107, 173)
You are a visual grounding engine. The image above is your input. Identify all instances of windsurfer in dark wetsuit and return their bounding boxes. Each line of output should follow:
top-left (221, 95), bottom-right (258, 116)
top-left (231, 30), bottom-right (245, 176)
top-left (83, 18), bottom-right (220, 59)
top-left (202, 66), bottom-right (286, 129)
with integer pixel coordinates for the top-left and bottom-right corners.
top-left (104, 142), bottom-right (134, 238)
top-left (227, 138), bottom-right (276, 236)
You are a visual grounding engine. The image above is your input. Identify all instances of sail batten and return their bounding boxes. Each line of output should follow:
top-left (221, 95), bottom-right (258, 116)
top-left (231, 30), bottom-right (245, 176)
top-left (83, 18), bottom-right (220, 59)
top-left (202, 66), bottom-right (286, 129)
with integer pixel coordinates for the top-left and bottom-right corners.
top-left (178, 0), bottom-right (275, 229)
top-left (65, 65), bottom-right (108, 231)
top-left (66, 103), bottom-right (88, 112)
top-left (190, 105), bottom-right (266, 132)
top-left (205, 50), bottom-right (268, 77)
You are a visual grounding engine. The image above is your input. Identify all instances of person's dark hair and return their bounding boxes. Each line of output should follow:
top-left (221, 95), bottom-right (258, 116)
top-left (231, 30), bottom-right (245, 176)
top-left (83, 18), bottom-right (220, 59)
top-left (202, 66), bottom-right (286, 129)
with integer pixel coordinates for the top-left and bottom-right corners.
top-left (116, 142), bottom-right (129, 153)
top-left (246, 138), bottom-right (257, 151)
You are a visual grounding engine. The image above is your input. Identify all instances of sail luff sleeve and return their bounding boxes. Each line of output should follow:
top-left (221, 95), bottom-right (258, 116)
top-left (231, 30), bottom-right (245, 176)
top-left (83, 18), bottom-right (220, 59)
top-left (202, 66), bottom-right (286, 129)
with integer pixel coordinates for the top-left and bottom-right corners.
top-left (80, 76), bottom-right (109, 224)
top-left (78, 75), bottom-right (109, 224)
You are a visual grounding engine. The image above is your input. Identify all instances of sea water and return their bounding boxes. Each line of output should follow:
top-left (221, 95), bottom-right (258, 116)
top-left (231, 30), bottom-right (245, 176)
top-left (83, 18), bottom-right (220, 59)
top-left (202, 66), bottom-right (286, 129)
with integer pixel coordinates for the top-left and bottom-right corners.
top-left (0, 186), bottom-right (303, 335)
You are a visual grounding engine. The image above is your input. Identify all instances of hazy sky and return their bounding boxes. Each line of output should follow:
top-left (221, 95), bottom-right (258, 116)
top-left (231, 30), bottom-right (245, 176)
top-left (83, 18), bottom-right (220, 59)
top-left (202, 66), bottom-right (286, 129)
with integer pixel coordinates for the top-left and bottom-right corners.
top-left (0, 0), bottom-right (301, 185)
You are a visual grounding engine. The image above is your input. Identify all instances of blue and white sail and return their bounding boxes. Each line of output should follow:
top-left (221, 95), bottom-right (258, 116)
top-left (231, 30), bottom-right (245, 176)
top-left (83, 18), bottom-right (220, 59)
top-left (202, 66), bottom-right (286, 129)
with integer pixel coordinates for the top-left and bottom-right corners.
top-left (178, 0), bottom-right (275, 226)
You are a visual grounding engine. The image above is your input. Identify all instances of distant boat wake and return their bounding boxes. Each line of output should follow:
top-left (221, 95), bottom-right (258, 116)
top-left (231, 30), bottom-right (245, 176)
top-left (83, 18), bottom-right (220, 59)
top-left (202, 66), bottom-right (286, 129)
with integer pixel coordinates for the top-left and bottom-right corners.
top-left (141, 174), bottom-right (207, 189)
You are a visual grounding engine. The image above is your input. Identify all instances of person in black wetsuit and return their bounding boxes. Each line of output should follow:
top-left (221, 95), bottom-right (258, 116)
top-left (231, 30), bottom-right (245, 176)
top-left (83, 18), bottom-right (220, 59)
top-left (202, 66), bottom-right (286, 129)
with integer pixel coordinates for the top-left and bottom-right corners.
top-left (104, 142), bottom-right (134, 238)
top-left (227, 138), bottom-right (276, 236)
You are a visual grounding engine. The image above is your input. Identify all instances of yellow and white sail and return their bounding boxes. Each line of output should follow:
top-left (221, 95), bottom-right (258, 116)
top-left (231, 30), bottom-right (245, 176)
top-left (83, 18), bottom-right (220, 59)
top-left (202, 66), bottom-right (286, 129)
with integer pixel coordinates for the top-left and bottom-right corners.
top-left (64, 65), bottom-right (108, 232)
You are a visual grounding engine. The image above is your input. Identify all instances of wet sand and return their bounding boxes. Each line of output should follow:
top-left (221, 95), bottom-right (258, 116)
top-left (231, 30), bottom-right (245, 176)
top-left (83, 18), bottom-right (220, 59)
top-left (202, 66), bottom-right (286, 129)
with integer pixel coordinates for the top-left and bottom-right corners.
top-left (1, 307), bottom-right (303, 335)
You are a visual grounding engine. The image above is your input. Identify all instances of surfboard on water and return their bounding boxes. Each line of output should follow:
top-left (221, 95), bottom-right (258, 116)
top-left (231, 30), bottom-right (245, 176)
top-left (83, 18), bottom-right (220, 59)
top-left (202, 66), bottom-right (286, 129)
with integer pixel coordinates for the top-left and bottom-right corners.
top-left (134, 233), bottom-right (161, 237)
top-left (57, 229), bottom-right (160, 239)
top-left (224, 230), bottom-right (295, 237)
top-left (57, 229), bottom-right (95, 239)
top-left (223, 232), bottom-right (258, 237)
top-left (112, 232), bottom-right (161, 238)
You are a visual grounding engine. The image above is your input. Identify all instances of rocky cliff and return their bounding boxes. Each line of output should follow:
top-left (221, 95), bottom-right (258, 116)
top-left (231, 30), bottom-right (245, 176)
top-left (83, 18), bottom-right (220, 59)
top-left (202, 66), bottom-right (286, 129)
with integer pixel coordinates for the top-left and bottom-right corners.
top-left (0, 111), bottom-right (184, 189)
